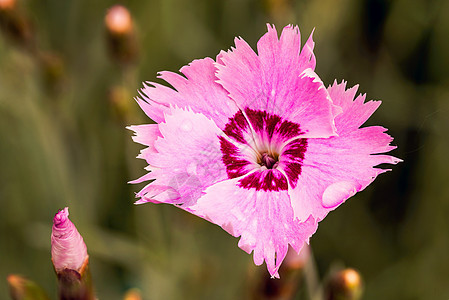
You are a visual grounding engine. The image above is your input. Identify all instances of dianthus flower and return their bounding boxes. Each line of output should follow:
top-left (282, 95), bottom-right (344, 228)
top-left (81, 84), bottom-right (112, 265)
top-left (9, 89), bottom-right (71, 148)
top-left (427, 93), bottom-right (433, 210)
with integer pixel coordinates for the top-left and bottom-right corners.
top-left (128, 24), bottom-right (400, 277)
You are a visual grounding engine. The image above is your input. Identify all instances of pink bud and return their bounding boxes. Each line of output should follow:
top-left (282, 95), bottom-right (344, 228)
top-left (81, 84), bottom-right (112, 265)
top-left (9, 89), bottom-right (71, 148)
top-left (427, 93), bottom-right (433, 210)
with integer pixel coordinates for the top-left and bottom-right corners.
top-left (0, 0), bottom-right (16, 11)
top-left (51, 207), bottom-right (88, 273)
top-left (105, 5), bottom-right (132, 35)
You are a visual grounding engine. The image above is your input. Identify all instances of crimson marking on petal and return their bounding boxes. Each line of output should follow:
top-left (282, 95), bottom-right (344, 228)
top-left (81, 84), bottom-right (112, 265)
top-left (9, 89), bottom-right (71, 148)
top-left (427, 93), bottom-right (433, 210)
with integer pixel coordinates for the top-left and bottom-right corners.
top-left (278, 121), bottom-right (303, 140)
top-left (223, 110), bottom-right (249, 144)
top-left (245, 108), bottom-right (303, 142)
top-left (238, 169), bottom-right (288, 191)
top-left (282, 139), bottom-right (308, 188)
top-left (221, 108), bottom-right (307, 191)
top-left (219, 136), bottom-right (251, 178)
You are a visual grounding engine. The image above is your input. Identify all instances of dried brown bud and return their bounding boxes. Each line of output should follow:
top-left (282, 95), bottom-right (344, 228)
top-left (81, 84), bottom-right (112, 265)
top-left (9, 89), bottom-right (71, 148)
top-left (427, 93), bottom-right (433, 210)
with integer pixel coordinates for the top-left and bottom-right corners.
top-left (0, 0), bottom-right (34, 50)
top-left (326, 268), bottom-right (363, 300)
top-left (7, 274), bottom-right (51, 300)
top-left (284, 244), bottom-right (310, 270)
top-left (108, 85), bottom-right (133, 121)
top-left (104, 5), bottom-right (138, 64)
top-left (252, 246), bottom-right (310, 300)
top-left (38, 52), bottom-right (66, 93)
top-left (123, 288), bottom-right (142, 300)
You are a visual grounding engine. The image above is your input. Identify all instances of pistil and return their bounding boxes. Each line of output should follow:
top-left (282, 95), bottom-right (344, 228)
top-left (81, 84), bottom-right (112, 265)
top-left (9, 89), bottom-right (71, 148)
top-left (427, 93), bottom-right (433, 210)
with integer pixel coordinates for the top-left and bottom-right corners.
top-left (261, 153), bottom-right (278, 169)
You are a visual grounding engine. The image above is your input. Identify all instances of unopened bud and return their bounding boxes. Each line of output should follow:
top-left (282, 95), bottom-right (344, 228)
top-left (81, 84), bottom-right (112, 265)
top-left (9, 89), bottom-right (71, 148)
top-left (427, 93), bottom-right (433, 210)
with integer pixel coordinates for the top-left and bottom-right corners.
top-left (263, 0), bottom-right (293, 23)
top-left (325, 268), bottom-right (363, 300)
top-left (108, 85), bottom-right (133, 121)
top-left (284, 244), bottom-right (310, 271)
top-left (105, 5), bottom-right (132, 35)
top-left (0, 0), bottom-right (16, 11)
top-left (7, 274), bottom-right (50, 300)
top-left (38, 52), bottom-right (66, 94)
top-left (51, 207), bottom-right (95, 300)
top-left (105, 5), bottom-right (138, 64)
top-left (123, 288), bottom-right (142, 300)
top-left (254, 246), bottom-right (309, 299)
top-left (0, 0), bottom-right (34, 51)
top-left (51, 207), bottom-right (88, 273)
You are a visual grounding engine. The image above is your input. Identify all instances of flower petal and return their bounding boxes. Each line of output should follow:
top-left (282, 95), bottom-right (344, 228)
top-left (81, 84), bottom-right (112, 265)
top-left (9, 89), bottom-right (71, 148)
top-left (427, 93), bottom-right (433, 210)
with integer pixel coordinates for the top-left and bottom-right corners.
top-left (127, 124), bottom-right (162, 165)
top-left (136, 58), bottom-right (238, 129)
top-left (288, 84), bottom-right (401, 221)
top-left (257, 24), bottom-right (316, 80)
top-left (215, 24), bottom-right (336, 138)
top-left (328, 80), bottom-right (383, 133)
top-left (133, 106), bottom-right (228, 206)
top-left (297, 29), bottom-right (316, 72)
top-left (191, 179), bottom-right (318, 278)
top-left (127, 124), bottom-right (161, 154)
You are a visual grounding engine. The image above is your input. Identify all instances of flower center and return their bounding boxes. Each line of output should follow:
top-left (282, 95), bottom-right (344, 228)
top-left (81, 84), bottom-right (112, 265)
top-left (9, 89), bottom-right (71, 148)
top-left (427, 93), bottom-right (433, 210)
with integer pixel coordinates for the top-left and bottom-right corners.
top-left (220, 108), bottom-right (307, 191)
top-left (260, 152), bottom-right (278, 169)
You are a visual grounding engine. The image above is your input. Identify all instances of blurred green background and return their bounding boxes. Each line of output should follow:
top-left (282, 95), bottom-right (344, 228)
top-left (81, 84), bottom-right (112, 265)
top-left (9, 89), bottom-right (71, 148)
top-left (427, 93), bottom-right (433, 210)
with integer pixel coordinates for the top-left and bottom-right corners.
top-left (1, 0), bottom-right (448, 299)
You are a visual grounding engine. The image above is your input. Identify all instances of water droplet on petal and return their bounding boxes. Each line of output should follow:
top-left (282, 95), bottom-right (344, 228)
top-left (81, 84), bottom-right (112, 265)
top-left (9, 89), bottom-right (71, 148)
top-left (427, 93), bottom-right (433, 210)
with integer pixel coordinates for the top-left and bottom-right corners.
top-left (187, 162), bottom-right (197, 175)
top-left (181, 120), bottom-right (192, 131)
top-left (322, 181), bottom-right (360, 209)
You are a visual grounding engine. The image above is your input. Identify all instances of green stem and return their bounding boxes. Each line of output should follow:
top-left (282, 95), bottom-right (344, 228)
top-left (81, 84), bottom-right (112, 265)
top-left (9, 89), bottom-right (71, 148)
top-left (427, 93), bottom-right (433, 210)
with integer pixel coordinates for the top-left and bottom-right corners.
top-left (304, 247), bottom-right (323, 300)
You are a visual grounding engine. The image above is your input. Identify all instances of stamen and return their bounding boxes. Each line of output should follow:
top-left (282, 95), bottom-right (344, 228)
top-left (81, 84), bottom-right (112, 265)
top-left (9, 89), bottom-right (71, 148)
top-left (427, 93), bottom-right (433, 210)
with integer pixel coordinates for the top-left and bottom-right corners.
top-left (220, 109), bottom-right (306, 191)
top-left (261, 153), bottom-right (278, 169)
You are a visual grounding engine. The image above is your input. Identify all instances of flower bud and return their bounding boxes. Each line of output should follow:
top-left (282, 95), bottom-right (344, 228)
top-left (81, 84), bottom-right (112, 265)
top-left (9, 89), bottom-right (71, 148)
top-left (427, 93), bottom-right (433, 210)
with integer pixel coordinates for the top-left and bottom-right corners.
top-left (51, 207), bottom-right (88, 273)
top-left (263, 0), bottom-right (293, 24)
top-left (253, 246), bottom-right (310, 299)
top-left (39, 52), bottom-right (66, 92)
top-left (0, 0), bottom-right (16, 11)
top-left (105, 5), bottom-right (132, 35)
top-left (325, 268), bottom-right (363, 300)
top-left (123, 288), bottom-right (142, 300)
top-left (105, 5), bottom-right (138, 64)
top-left (284, 244), bottom-right (310, 271)
top-left (51, 207), bottom-right (95, 300)
top-left (108, 85), bottom-right (133, 122)
top-left (0, 0), bottom-right (34, 51)
top-left (7, 274), bottom-right (50, 300)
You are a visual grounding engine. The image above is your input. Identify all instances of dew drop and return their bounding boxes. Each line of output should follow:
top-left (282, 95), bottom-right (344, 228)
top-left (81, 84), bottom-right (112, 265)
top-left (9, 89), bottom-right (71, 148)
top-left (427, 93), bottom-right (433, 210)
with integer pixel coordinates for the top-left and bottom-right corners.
top-left (186, 162), bottom-right (197, 175)
top-left (181, 120), bottom-right (193, 131)
top-left (322, 181), bottom-right (360, 208)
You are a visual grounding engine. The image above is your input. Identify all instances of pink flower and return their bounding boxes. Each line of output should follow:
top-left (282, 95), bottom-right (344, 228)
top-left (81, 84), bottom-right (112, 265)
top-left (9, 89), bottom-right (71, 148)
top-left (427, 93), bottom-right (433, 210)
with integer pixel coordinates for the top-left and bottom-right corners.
top-left (128, 25), bottom-right (400, 277)
top-left (51, 207), bottom-right (88, 273)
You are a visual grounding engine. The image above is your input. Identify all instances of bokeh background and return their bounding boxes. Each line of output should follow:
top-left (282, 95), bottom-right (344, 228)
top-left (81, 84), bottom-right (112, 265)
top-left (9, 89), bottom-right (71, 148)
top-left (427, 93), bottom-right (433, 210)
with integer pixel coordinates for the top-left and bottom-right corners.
top-left (1, 0), bottom-right (448, 299)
